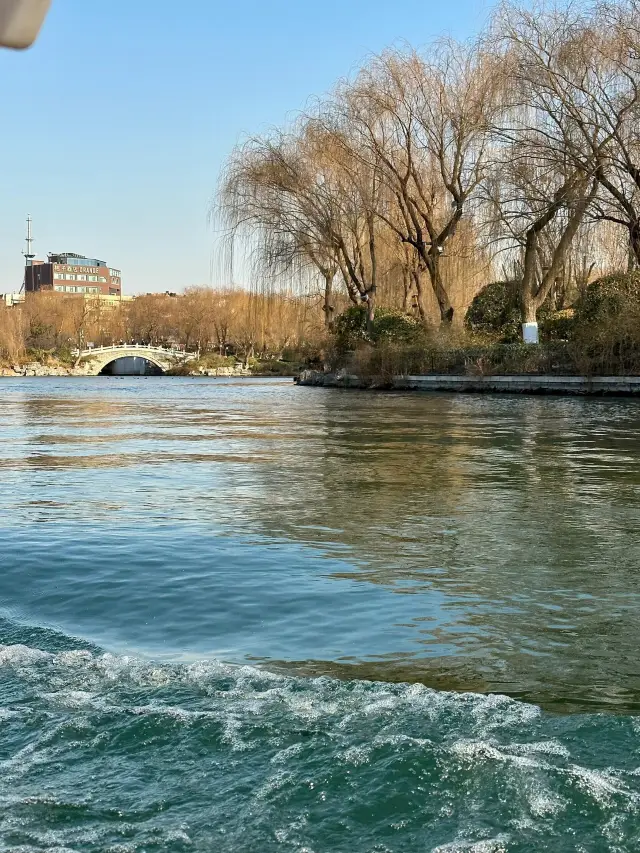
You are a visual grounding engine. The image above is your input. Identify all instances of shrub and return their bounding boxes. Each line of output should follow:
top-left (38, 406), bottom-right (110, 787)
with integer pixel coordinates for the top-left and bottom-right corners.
top-left (465, 281), bottom-right (522, 342)
top-left (333, 306), bottom-right (426, 353)
top-left (196, 353), bottom-right (237, 369)
top-left (253, 360), bottom-right (299, 376)
top-left (350, 339), bottom-right (579, 381)
top-left (332, 306), bottom-right (368, 351)
top-left (465, 281), bottom-right (562, 342)
top-left (567, 272), bottom-right (640, 374)
top-left (573, 271), bottom-right (640, 325)
top-left (539, 309), bottom-right (575, 342)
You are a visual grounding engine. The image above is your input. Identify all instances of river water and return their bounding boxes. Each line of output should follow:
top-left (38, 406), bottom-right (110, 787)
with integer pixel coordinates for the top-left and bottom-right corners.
top-left (2, 377), bottom-right (640, 851)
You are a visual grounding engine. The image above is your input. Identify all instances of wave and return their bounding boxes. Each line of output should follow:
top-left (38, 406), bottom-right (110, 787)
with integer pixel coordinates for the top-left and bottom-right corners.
top-left (2, 643), bottom-right (640, 852)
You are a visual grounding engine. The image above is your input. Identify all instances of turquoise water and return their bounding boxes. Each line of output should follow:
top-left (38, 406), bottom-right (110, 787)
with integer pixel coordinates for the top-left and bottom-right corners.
top-left (2, 378), bottom-right (640, 851)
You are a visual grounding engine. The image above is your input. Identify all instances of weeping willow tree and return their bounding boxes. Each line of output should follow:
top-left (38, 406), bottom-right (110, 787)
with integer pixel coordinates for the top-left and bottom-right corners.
top-left (217, 128), bottom-right (341, 329)
top-left (216, 38), bottom-right (498, 332)
top-left (217, 0), bottom-right (640, 341)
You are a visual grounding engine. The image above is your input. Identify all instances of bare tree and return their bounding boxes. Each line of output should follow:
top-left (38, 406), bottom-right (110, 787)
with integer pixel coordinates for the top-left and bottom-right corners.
top-left (337, 42), bottom-right (499, 324)
top-left (485, 2), bottom-right (612, 336)
top-left (219, 131), bottom-right (340, 328)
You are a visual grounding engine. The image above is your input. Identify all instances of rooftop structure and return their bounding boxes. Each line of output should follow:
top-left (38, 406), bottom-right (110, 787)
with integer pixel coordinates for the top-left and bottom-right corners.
top-left (21, 220), bottom-right (122, 298)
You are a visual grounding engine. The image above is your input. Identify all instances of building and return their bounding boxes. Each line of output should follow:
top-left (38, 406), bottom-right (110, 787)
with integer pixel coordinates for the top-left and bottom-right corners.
top-left (24, 252), bottom-right (122, 298)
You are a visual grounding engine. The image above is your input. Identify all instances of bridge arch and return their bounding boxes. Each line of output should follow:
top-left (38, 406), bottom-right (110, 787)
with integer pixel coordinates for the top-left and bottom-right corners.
top-left (98, 355), bottom-right (166, 376)
top-left (74, 345), bottom-right (198, 376)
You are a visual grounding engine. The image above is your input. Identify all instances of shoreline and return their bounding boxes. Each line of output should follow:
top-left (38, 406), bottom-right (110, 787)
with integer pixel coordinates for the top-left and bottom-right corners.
top-left (0, 362), bottom-right (285, 378)
top-left (295, 369), bottom-right (640, 396)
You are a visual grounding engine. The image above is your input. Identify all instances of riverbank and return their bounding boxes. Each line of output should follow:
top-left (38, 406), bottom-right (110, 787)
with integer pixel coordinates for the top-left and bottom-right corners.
top-left (0, 361), bottom-right (292, 378)
top-left (296, 369), bottom-right (640, 395)
top-left (0, 361), bottom-right (93, 377)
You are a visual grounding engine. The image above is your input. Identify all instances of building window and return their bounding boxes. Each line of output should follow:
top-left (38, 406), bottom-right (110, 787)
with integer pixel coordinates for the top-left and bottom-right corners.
top-left (54, 273), bottom-right (63, 280)
top-left (54, 285), bottom-right (64, 292)
top-left (88, 275), bottom-right (98, 282)
top-left (98, 276), bottom-right (107, 282)
top-left (78, 274), bottom-right (87, 281)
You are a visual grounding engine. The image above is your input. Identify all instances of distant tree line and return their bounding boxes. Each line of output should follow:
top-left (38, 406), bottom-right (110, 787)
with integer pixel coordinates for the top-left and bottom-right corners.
top-left (0, 289), bottom-right (325, 365)
top-left (217, 0), bottom-right (640, 339)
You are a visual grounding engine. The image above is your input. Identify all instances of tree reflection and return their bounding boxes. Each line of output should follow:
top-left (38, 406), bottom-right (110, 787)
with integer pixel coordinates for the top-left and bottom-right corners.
top-left (240, 391), bottom-right (640, 710)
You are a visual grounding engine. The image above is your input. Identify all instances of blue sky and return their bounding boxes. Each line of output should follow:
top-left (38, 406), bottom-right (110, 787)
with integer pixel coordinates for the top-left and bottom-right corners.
top-left (0, 0), bottom-right (495, 294)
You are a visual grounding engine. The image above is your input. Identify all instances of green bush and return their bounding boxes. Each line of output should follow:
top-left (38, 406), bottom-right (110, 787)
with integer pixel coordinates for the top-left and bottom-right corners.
top-left (568, 273), bottom-right (640, 374)
top-left (333, 306), bottom-right (368, 351)
top-left (253, 360), bottom-right (299, 376)
top-left (333, 306), bottom-right (425, 352)
top-left (573, 272), bottom-right (640, 325)
top-left (465, 281), bottom-right (522, 342)
top-left (466, 281), bottom-right (562, 343)
top-left (539, 310), bottom-right (575, 342)
top-left (196, 353), bottom-right (237, 369)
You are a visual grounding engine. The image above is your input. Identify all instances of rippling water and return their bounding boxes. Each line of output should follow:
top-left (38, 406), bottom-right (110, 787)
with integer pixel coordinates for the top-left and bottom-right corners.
top-left (2, 377), bottom-right (640, 851)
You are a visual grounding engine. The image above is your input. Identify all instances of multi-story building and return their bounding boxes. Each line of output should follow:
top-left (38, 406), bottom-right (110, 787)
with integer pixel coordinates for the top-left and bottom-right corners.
top-left (24, 252), bottom-right (122, 298)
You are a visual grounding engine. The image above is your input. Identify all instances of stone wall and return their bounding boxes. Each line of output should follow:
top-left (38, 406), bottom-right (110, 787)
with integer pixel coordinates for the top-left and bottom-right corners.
top-left (295, 370), bottom-right (640, 396)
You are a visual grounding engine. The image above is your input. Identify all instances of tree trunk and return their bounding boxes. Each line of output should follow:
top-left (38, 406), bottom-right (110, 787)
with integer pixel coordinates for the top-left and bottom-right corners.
top-left (402, 265), bottom-right (412, 314)
top-left (522, 295), bottom-right (538, 325)
top-left (365, 286), bottom-right (376, 337)
top-left (412, 269), bottom-right (431, 325)
top-left (425, 255), bottom-right (454, 325)
top-left (244, 343), bottom-right (254, 370)
top-left (519, 182), bottom-right (597, 339)
top-left (322, 272), bottom-right (335, 330)
top-left (629, 222), bottom-right (640, 269)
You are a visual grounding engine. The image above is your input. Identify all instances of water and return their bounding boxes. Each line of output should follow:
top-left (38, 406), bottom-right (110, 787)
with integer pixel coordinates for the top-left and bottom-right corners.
top-left (2, 377), bottom-right (640, 851)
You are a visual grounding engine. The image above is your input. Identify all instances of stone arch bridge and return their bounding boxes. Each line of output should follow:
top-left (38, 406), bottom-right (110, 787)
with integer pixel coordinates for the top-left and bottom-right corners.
top-left (73, 345), bottom-right (199, 375)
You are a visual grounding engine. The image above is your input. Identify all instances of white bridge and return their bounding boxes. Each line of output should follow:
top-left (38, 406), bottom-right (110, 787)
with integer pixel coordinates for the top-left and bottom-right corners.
top-left (72, 344), bottom-right (199, 375)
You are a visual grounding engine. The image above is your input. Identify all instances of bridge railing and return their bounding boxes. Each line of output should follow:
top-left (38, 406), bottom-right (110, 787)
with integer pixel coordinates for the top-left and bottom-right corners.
top-left (72, 344), bottom-right (199, 359)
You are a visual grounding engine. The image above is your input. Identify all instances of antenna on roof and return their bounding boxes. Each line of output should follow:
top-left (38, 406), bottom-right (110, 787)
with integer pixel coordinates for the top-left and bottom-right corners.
top-left (21, 214), bottom-right (36, 294)
top-left (23, 214), bottom-right (35, 266)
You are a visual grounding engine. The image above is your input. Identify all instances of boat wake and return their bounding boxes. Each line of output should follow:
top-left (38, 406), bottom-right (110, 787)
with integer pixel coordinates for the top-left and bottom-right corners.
top-left (1, 642), bottom-right (640, 852)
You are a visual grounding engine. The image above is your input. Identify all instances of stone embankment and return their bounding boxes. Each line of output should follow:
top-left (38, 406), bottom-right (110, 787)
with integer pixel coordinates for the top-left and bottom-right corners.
top-left (0, 362), bottom-right (256, 378)
top-left (295, 370), bottom-right (640, 396)
top-left (0, 362), bottom-right (95, 377)
top-left (191, 366), bottom-right (252, 377)
top-left (295, 370), bottom-right (368, 389)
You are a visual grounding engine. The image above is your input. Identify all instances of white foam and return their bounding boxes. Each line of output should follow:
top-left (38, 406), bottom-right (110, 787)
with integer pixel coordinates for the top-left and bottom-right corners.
top-left (341, 744), bottom-right (372, 766)
top-left (40, 690), bottom-right (97, 709)
top-left (271, 743), bottom-right (304, 765)
top-left (0, 644), bottom-right (50, 666)
top-left (432, 834), bottom-right (511, 852)
top-left (528, 789), bottom-right (566, 818)
top-left (513, 739), bottom-right (570, 759)
top-left (0, 708), bottom-right (19, 722)
top-left (450, 739), bottom-right (542, 770)
top-left (566, 764), bottom-right (640, 806)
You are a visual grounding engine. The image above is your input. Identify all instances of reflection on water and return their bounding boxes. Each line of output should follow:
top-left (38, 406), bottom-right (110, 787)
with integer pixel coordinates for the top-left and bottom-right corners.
top-left (2, 377), bottom-right (640, 711)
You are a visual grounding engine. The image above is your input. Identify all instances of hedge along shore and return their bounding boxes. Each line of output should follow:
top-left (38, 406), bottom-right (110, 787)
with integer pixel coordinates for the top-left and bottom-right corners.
top-left (295, 370), bottom-right (640, 396)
